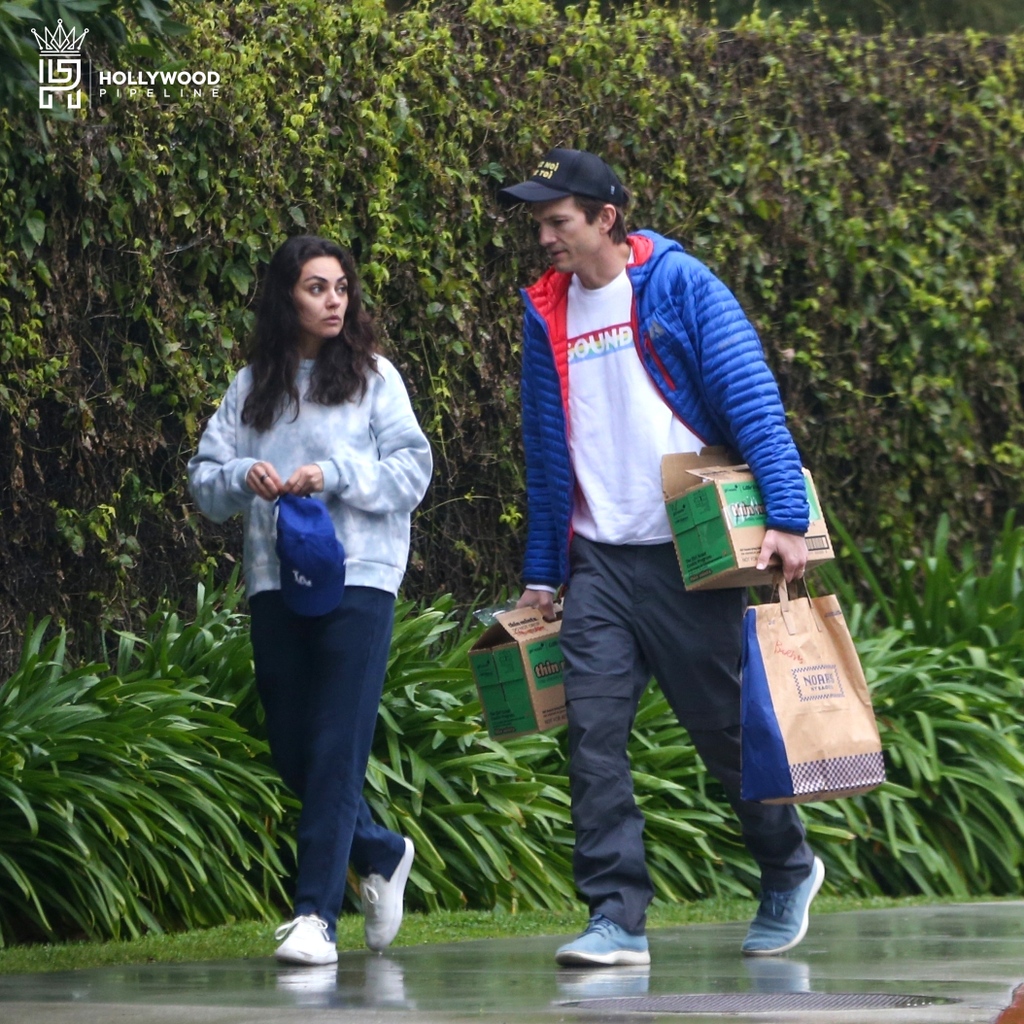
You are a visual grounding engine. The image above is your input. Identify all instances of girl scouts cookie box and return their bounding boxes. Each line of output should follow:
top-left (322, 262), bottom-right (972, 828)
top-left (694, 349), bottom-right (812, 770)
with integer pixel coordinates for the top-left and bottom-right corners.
top-left (469, 606), bottom-right (566, 739)
top-left (662, 449), bottom-right (834, 590)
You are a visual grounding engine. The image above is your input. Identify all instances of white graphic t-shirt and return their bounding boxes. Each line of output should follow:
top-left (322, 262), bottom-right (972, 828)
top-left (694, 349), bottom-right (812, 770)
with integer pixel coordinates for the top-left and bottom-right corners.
top-left (566, 264), bottom-right (703, 545)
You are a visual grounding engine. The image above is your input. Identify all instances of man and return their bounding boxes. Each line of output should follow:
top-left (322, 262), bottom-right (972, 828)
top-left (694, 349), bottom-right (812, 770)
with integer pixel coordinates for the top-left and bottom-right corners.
top-left (498, 148), bottom-right (824, 968)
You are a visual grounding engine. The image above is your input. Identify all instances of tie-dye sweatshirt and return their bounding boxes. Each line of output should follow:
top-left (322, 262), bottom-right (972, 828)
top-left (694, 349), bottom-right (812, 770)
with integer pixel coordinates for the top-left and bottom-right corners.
top-left (188, 356), bottom-right (432, 598)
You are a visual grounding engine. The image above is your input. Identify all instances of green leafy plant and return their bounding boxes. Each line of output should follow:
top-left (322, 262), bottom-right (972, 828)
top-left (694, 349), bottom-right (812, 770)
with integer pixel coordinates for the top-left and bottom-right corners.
top-left (0, 580), bottom-right (291, 947)
top-left (6, 518), bottom-right (1024, 946)
top-left (804, 515), bottom-right (1024, 896)
top-left (815, 513), bottom-right (1024, 649)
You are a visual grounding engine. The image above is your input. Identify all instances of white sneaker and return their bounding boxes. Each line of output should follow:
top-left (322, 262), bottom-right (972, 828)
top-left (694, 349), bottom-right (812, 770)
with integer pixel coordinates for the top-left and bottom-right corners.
top-left (360, 837), bottom-right (414, 952)
top-left (274, 914), bottom-right (338, 965)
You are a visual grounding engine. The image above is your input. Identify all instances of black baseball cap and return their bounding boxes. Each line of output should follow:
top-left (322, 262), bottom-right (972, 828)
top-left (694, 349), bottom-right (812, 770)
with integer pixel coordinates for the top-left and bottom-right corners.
top-left (498, 148), bottom-right (627, 207)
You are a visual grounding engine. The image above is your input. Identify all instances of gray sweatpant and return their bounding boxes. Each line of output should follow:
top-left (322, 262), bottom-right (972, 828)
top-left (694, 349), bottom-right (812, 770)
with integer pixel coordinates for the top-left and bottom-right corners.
top-left (560, 536), bottom-right (814, 934)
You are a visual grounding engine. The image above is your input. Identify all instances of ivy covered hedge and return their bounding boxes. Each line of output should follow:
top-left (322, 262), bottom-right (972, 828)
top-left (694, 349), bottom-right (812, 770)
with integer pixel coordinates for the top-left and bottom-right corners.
top-left (0, 0), bottom-right (1022, 671)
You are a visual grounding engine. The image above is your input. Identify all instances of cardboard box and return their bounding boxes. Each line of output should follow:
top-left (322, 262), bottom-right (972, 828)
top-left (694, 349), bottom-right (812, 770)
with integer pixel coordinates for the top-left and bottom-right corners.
top-left (469, 607), bottom-right (566, 739)
top-left (662, 448), bottom-right (834, 590)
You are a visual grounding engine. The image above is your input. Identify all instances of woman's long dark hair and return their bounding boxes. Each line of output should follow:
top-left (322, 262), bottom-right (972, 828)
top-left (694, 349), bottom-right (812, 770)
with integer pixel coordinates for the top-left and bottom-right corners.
top-left (242, 235), bottom-right (378, 432)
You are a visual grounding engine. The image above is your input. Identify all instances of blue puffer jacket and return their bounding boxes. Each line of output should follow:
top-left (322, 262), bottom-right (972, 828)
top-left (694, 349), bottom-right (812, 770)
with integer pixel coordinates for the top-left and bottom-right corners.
top-left (520, 229), bottom-right (809, 588)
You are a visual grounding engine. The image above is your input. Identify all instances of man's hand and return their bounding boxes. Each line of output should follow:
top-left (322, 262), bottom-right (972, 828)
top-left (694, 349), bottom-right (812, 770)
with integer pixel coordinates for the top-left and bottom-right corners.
top-left (756, 529), bottom-right (808, 584)
top-left (516, 587), bottom-right (557, 622)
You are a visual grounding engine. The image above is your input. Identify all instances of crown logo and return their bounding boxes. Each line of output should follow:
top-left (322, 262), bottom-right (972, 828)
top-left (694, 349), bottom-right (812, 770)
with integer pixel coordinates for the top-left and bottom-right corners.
top-left (31, 19), bottom-right (89, 55)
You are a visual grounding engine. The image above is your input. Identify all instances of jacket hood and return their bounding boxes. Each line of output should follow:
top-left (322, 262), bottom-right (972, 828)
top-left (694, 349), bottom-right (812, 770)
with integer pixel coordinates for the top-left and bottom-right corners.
top-left (626, 230), bottom-right (686, 289)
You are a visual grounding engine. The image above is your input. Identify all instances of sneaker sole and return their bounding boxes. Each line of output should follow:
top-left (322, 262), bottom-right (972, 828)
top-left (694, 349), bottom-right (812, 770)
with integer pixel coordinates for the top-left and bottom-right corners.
top-left (742, 856), bottom-right (825, 958)
top-left (555, 948), bottom-right (651, 967)
top-left (274, 946), bottom-right (338, 966)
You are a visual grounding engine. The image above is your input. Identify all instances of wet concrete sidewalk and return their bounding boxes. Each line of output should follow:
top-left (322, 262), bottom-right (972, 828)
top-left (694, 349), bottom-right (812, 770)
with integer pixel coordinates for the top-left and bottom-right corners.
top-left (1, 902), bottom-right (1022, 1023)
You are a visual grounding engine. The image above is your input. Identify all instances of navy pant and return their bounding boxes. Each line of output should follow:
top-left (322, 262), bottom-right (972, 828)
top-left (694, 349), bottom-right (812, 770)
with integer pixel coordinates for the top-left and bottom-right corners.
top-left (249, 587), bottom-right (406, 938)
top-left (560, 537), bottom-right (814, 934)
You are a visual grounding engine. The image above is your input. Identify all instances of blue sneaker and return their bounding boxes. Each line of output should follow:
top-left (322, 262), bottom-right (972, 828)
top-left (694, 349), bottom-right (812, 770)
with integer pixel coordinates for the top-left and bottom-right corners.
top-left (555, 914), bottom-right (651, 967)
top-left (742, 856), bottom-right (825, 957)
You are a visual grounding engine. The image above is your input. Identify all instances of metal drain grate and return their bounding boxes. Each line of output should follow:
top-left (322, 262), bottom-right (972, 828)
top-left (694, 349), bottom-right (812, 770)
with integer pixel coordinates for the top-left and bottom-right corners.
top-left (561, 992), bottom-right (957, 1013)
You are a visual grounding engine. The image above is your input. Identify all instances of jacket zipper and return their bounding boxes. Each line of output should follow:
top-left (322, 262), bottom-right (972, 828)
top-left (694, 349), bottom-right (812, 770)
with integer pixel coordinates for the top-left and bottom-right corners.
top-left (644, 333), bottom-right (677, 390)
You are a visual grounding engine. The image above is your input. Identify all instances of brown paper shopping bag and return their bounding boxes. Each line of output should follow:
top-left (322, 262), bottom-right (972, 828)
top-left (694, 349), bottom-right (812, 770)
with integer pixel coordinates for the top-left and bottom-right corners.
top-left (740, 584), bottom-right (885, 804)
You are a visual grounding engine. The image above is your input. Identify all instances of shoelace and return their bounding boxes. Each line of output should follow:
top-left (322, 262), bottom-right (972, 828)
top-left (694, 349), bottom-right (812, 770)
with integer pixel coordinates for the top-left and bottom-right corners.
top-left (362, 883), bottom-right (381, 906)
top-left (583, 914), bottom-right (618, 937)
top-left (756, 890), bottom-right (796, 920)
top-left (274, 913), bottom-right (329, 941)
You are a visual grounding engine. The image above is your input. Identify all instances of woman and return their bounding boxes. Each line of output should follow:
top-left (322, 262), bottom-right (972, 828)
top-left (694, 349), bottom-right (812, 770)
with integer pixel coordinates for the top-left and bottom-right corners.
top-left (188, 235), bottom-right (432, 965)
